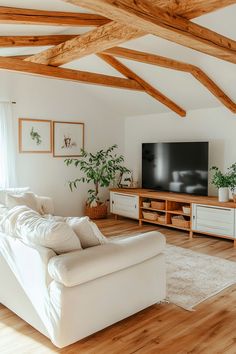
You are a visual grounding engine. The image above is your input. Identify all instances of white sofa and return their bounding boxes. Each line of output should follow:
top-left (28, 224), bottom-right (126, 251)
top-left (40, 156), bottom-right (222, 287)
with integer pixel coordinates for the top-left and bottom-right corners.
top-left (0, 196), bottom-right (166, 348)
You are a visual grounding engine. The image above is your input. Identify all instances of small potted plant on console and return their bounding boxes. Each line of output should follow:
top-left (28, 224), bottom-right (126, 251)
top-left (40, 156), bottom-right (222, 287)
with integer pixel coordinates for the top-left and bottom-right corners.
top-left (210, 164), bottom-right (236, 202)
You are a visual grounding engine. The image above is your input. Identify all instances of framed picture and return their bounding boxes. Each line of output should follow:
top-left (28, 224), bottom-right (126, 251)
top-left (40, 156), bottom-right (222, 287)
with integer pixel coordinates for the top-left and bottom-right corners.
top-left (53, 121), bottom-right (84, 157)
top-left (19, 118), bottom-right (52, 153)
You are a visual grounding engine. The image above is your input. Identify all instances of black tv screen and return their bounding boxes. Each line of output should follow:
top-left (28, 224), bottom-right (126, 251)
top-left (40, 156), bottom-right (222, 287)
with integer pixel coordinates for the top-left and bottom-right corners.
top-left (142, 142), bottom-right (209, 196)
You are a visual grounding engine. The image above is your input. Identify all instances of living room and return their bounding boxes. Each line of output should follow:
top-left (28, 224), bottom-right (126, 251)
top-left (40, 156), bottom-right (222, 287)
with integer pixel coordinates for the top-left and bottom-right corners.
top-left (1, 1), bottom-right (236, 353)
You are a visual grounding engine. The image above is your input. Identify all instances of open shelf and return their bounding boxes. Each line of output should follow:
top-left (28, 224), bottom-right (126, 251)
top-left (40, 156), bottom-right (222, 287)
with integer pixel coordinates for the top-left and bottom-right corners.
top-left (141, 219), bottom-right (190, 231)
top-left (141, 207), bottom-right (166, 213)
top-left (166, 210), bottom-right (190, 216)
top-left (141, 219), bottom-right (166, 226)
top-left (139, 195), bottom-right (192, 236)
top-left (166, 223), bottom-right (190, 231)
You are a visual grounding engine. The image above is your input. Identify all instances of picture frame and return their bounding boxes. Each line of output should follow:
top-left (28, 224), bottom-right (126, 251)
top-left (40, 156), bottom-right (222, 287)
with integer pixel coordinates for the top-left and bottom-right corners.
top-left (53, 121), bottom-right (84, 157)
top-left (19, 118), bottom-right (52, 153)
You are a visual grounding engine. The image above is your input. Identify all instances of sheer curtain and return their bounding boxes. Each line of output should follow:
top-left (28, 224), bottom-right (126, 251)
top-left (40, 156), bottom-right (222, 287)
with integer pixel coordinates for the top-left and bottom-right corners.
top-left (0, 103), bottom-right (16, 188)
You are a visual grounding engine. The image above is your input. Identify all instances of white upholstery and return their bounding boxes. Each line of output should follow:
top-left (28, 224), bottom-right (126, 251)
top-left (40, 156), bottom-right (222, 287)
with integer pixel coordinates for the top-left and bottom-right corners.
top-left (38, 196), bottom-right (55, 215)
top-left (0, 187), bottom-right (30, 204)
top-left (48, 232), bottom-right (165, 287)
top-left (0, 196), bottom-right (166, 349)
top-left (0, 206), bottom-right (82, 254)
top-left (66, 216), bottom-right (107, 248)
top-left (6, 192), bottom-right (41, 213)
top-left (49, 253), bottom-right (165, 348)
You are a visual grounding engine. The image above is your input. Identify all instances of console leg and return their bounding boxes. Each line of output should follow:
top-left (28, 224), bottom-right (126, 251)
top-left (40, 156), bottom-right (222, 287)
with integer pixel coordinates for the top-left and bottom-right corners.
top-left (234, 239), bottom-right (236, 248)
top-left (189, 231), bottom-right (193, 239)
top-left (115, 214), bottom-right (118, 220)
top-left (139, 219), bottom-right (143, 226)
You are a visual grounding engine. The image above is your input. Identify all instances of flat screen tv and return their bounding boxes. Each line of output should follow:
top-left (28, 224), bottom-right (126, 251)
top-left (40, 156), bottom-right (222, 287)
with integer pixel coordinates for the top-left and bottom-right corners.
top-left (142, 142), bottom-right (209, 196)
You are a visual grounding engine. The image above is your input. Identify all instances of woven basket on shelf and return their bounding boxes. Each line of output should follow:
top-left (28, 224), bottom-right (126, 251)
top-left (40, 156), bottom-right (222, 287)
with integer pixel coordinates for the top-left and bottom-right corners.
top-left (151, 201), bottom-right (165, 210)
top-left (182, 206), bottom-right (191, 215)
top-left (85, 203), bottom-right (107, 219)
top-left (142, 211), bottom-right (158, 221)
top-left (172, 216), bottom-right (190, 229)
top-left (157, 215), bottom-right (166, 224)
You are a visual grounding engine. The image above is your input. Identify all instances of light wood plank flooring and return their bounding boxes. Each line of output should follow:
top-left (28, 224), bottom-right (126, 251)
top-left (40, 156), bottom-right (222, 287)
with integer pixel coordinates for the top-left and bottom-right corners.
top-left (1, 217), bottom-right (236, 354)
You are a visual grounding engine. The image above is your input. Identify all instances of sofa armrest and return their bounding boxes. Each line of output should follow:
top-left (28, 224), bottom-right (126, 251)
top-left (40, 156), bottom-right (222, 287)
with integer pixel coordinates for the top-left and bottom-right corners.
top-left (0, 232), bottom-right (56, 288)
top-left (37, 196), bottom-right (54, 215)
top-left (48, 231), bottom-right (165, 287)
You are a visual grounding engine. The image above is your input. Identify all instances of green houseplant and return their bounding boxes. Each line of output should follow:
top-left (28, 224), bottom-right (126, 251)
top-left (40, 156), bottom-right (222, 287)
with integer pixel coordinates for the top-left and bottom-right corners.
top-left (65, 144), bottom-right (130, 218)
top-left (210, 164), bottom-right (236, 202)
top-left (227, 163), bottom-right (236, 202)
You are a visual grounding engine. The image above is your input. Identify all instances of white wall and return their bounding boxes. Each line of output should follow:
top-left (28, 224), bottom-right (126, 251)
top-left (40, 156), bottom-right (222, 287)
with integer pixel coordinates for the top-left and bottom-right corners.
top-left (0, 71), bottom-right (125, 216)
top-left (124, 107), bottom-right (236, 196)
top-left (2, 68), bottom-right (235, 214)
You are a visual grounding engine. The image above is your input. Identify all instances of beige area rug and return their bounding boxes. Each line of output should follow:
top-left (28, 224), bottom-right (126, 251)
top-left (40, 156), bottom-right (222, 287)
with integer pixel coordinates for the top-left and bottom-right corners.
top-left (165, 244), bottom-right (236, 311)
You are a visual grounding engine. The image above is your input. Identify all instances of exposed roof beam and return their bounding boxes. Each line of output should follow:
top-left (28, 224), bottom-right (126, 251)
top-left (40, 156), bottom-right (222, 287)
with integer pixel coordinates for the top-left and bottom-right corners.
top-left (0, 57), bottom-right (144, 91)
top-left (98, 53), bottom-right (186, 116)
top-left (25, 0), bottom-right (236, 67)
top-left (9, 49), bottom-right (236, 113)
top-left (103, 47), bottom-right (236, 113)
top-left (0, 6), bottom-right (109, 26)
top-left (65, 0), bottom-right (236, 65)
top-left (104, 47), bottom-right (191, 72)
top-left (153, 0), bottom-right (236, 19)
top-left (25, 21), bottom-right (143, 66)
top-left (0, 35), bottom-right (78, 47)
top-left (191, 68), bottom-right (236, 113)
top-left (12, 47), bottom-right (236, 112)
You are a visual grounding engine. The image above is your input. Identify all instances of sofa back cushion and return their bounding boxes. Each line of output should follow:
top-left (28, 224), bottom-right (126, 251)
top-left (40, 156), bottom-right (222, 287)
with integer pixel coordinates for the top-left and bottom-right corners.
top-left (66, 216), bottom-right (107, 248)
top-left (6, 192), bottom-right (42, 214)
top-left (0, 206), bottom-right (82, 254)
top-left (0, 187), bottom-right (30, 204)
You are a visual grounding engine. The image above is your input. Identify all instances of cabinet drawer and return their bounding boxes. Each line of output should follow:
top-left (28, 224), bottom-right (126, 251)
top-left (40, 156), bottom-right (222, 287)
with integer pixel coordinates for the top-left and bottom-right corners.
top-left (110, 192), bottom-right (139, 219)
top-left (192, 204), bottom-right (235, 237)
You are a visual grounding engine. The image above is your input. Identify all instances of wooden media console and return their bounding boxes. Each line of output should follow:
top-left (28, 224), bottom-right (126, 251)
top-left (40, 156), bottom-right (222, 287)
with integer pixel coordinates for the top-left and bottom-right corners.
top-left (110, 189), bottom-right (236, 247)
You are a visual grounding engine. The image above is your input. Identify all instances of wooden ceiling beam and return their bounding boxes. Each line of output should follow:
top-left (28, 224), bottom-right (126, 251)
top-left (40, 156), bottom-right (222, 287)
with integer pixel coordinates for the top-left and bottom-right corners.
top-left (97, 53), bottom-right (186, 116)
top-left (103, 47), bottom-right (191, 72)
top-left (8, 49), bottom-right (236, 112)
top-left (103, 47), bottom-right (236, 113)
top-left (0, 57), bottom-right (144, 91)
top-left (25, 21), bottom-right (143, 66)
top-left (191, 68), bottom-right (236, 113)
top-left (153, 0), bottom-right (236, 19)
top-left (0, 6), bottom-right (109, 26)
top-left (65, 0), bottom-right (236, 65)
top-left (24, 0), bottom-right (236, 67)
top-left (0, 35), bottom-right (78, 47)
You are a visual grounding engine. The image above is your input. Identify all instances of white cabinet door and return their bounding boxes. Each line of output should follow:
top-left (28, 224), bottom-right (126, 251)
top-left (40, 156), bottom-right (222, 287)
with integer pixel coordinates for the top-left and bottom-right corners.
top-left (110, 192), bottom-right (139, 219)
top-left (192, 204), bottom-right (235, 237)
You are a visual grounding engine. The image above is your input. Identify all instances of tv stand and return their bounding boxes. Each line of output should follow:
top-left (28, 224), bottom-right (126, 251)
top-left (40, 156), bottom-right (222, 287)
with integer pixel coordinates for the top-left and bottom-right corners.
top-left (110, 189), bottom-right (236, 247)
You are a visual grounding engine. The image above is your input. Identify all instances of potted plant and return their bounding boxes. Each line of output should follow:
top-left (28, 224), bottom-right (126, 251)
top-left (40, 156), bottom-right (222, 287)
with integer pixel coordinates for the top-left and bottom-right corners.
top-left (228, 163), bottom-right (236, 202)
top-left (65, 144), bottom-right (130, 219)
top-left (210, 166), bottom-right (232, 202)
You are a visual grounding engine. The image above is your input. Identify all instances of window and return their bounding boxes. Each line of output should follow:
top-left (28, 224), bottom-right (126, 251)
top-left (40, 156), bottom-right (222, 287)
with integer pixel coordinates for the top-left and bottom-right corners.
top-left (0, 103), bottom-right (16, 188)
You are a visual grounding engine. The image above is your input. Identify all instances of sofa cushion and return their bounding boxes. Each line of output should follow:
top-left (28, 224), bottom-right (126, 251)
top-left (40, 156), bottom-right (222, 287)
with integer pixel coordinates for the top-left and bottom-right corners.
top-left (66, 216), bottom-right (107, 248)
top-left (48, 231), bottom-right (165, 287)
top-left (0, 187), bottom-right (30, 205)
top-left (37, 196), bottom-right (54, 215)
top-left (0, 206), bottom-right (82, 254)
top-left (0, 204), bottom-right (8, 216)
top-left (6, 192), bottom-right (42, 214)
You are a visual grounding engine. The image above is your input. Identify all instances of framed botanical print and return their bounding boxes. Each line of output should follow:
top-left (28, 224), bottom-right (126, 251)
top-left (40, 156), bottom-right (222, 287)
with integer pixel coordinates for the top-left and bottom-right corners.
top-left (53, 121), bottom-right (84, 157)
top-left (19, 118), bottom-right (52, 153)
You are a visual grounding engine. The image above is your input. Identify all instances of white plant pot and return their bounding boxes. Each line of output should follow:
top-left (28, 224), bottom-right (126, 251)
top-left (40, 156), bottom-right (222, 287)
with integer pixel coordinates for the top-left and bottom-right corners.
top-left (218, 187), bottom-right (229, 202)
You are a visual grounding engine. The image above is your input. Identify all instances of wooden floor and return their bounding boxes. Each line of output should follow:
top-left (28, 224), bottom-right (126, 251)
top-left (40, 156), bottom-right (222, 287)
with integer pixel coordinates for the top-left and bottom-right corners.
top-left (1, 217), bottom-right (236, 354)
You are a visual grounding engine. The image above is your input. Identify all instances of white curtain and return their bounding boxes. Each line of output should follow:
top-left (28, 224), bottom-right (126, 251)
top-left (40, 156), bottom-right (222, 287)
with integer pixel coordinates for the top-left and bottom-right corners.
top-left (0, 103), bottom-right (16, 188)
